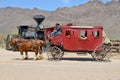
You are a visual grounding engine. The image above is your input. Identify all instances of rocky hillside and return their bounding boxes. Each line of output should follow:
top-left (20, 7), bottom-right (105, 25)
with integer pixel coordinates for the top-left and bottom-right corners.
top-left (0, 0), bottom-right (120, 39)
top-left (0, 7), bottom-right (51, 34)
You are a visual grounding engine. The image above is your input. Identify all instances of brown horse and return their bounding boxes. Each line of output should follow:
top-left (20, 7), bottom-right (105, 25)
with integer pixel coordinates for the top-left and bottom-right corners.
top-left (10, 37), bottom-right (45, 60)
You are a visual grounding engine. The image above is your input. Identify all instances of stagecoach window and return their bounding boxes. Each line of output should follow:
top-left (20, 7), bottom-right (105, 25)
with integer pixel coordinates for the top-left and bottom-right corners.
top-left (80, 30), bottom-right (87, 39)
top-left (65, 30), bottom-right (71, 37)
top-left (94, 31), bottom-right (99, 38)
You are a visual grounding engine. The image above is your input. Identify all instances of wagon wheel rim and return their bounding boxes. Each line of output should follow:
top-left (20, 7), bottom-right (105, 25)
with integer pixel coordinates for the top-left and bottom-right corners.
top-left (47, 46), bottom-right (63, 61)
top-left (102, 45), bottom-right (112, 61)
top-left (47, 47), bottom-right (54, 60)
top-left (6, 34), bottom-right (18, 50)
top-left (6, 40), bottom-right (13, 50)
top-left (91, 44), bottom-right (111, 61)
top-left (6, 41), bottom-right (10, 49)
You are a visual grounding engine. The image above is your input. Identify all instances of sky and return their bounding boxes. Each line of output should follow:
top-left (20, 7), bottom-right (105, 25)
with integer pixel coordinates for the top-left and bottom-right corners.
top-left (0, 0), bottom-right (112, 11)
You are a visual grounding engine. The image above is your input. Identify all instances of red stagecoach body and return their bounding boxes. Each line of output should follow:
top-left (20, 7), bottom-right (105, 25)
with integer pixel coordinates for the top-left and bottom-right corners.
top-left (45, 25), bottom-right (103, 52)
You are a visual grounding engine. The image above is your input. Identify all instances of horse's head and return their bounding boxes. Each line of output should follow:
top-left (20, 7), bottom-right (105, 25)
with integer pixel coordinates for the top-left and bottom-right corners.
top-left (10, 37), bottom-right (17, 46)
top-left (10, 37), bottom-right (22, 46)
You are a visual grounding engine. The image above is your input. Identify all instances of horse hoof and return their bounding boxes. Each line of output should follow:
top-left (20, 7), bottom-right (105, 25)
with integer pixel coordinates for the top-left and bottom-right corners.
top-left (38, 57), bottom-right (43, 60)
top-left (37, 55), bottom-right (43, 60)
top-left (39, 57), bottom-right (43, 60)
top-left (20, 58), bottom-right (24, 60)
top-left (34, 58), bottom-right (38, 60)
top-left (24, 57), bottom-right (28, 60)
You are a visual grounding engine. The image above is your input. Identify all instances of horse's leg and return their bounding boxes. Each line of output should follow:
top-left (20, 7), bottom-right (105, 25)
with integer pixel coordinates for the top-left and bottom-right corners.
top-left (34, 50), bottom-right (38, 60)
top-left (24, 51), bottom-right (28, 60)
top-left (38, 47), bottom-right (43, 60)
top-left (20, 50), bottom-right (24, 60)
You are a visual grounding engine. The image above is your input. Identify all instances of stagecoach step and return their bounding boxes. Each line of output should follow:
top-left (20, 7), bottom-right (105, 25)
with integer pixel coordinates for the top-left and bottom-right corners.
top-left (77, 52), bottom-right (88, 56)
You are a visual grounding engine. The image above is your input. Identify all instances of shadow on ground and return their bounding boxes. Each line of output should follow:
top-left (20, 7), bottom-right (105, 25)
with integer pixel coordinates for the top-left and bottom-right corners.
top-left (61, 57), bottom-right (96, 61)
top-left (12, 57), bottom-right (111, 62)
top-left (61, 57), bottom-right (111, 62)
top-left (12, 58), bottom-right (34, 60)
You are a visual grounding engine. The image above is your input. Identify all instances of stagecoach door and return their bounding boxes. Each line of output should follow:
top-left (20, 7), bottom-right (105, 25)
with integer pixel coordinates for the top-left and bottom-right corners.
top-left (77, 30), bottom-right (88, 51)
top-left (63, 29), bottom-right (78, 50)
top-left (88, 29), bottom-right (102, 51)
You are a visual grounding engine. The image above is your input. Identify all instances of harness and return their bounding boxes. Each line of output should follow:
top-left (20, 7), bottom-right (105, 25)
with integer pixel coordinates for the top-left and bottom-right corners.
top-left (12, 41), bottom-right (20, 51)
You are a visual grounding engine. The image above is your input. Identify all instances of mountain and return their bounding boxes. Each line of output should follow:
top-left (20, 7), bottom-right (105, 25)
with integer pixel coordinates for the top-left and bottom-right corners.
top-left (0, 7), bottom-right (51, 34)
top-left (0, 0), bottom-right (120, 39)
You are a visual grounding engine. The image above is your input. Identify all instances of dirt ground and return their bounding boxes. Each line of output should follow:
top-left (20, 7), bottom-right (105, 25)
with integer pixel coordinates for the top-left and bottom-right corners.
top-left (0, 48), bottom-right (120, 80)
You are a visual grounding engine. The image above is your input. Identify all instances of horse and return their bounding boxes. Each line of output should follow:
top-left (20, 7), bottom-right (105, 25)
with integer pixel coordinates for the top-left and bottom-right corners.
top-left (10, 37), bottom-right (45, 60)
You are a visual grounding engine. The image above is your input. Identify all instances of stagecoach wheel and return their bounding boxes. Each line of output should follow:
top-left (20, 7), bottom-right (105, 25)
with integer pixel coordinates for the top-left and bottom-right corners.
top-left (6, 35), bottom-right (13, 50)
top-left (47, 46), bottom-right (63, 61)
top-left (102, 45), bottom-right (112, 61)
top-left (47, 47), bottom-right (54, 60)
top-left (61, 50), bottom-right (64, 58)
top-left (6, 41), bottom-right (12, 50)
top-left (91, 45), bottom-right (111, 61)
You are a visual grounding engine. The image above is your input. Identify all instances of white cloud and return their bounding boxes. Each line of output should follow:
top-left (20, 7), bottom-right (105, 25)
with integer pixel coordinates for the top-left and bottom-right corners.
top-left (60, 0), bottom-right (72, 4)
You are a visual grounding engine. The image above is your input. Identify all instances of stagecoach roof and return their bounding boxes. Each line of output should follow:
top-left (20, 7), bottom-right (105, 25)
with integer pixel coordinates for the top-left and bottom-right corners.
top-left (71, 26), bottom-right (94, 28)
top-left (17, 25), bottom-right (36, 29)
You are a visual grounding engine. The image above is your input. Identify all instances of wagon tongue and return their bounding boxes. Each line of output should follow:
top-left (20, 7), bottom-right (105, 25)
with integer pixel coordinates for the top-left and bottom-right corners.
top-left (33, 15), bottom-right (45, 26)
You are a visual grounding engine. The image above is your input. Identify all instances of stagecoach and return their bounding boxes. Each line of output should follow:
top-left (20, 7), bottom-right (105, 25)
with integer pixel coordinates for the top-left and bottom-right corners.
top-left (6, 15), bottom-right (111, 61)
